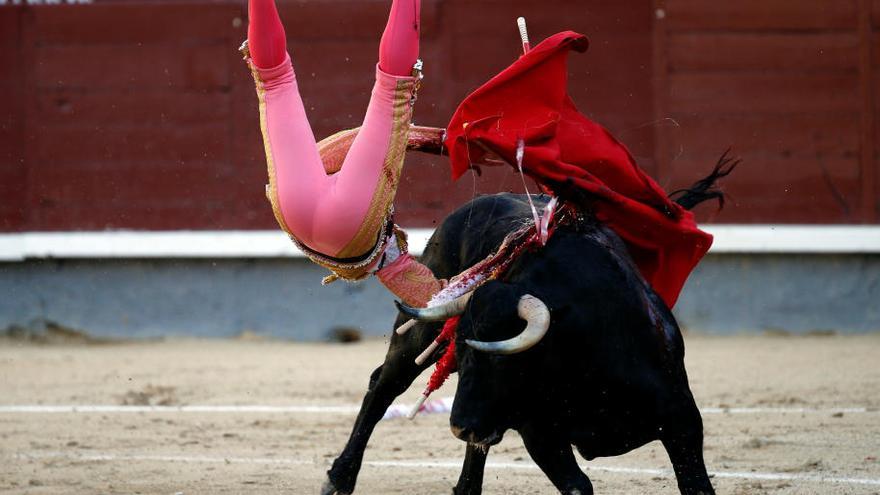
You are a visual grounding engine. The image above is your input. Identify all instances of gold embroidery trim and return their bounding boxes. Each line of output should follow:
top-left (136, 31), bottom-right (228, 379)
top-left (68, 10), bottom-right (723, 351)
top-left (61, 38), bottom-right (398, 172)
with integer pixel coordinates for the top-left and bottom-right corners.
top-left (242, 38), bottom-right (421, 282)
top-left (240, 41), bottom-right (291, 235)
top-left (317, 128), bottom-right (360, 176)
top-left (335, 78), bottom-right (414, 258)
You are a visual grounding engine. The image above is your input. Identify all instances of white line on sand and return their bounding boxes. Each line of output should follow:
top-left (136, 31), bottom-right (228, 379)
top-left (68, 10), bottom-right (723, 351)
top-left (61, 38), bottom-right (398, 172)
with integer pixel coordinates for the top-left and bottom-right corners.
top-left (13, 452), bottom-right (880, 487)
top-left (0, 405), bottom-right (361, 414)
top-left (0, 402), bottom-right (873, 416)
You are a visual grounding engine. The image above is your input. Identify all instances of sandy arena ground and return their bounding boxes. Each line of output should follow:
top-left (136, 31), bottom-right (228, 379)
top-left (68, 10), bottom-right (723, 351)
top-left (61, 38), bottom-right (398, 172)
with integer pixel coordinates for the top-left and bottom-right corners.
top-left (1, 334), bottom-right (879, 494)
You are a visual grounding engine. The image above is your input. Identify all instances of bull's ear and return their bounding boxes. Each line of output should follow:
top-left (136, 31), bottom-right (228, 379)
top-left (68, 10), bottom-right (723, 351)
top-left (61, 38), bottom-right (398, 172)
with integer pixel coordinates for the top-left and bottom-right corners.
top-left (459, 281), bottom-right (527, 342)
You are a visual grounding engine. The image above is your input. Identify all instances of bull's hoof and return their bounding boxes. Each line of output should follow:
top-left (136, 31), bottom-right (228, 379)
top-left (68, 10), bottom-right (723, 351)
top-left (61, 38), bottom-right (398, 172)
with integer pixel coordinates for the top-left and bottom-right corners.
top-left (320, 478), bottom-right (351, 495)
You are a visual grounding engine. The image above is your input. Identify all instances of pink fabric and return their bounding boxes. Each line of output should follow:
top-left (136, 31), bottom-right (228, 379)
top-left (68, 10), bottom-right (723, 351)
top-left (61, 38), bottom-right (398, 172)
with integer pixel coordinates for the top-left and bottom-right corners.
top-left (249, 0), bottom-right (421, 258)
top-left (376, 253), bottom-right (445, 307)
top-left (257, 61), bottom-right (414, 256)
top-left (247, 0), bottom-right (287, 69)
top-left (379, 0), bottom-right (421, 76)
top-left (249, 0), bottom-right (420, 76)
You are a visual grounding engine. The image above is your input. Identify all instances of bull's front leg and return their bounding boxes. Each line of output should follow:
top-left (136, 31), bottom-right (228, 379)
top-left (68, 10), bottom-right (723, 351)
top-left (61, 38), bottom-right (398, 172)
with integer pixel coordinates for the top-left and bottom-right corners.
top-left (452, 442), bottom-right (489, 495)
top-left (322, 319), bottom-right (439, 495)
top-left (520, 424), bottom-right (593, 495)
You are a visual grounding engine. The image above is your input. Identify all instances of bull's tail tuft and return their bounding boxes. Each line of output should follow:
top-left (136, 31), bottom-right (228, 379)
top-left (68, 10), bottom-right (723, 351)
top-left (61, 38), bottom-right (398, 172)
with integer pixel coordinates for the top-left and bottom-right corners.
top-left (668, 149), bottom-right (740, 211)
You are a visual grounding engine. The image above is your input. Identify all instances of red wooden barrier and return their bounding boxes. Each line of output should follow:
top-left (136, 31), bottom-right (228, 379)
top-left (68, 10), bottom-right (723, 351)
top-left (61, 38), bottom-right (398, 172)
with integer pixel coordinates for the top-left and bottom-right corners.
top-left (0, 0), bottom-right (876, 231)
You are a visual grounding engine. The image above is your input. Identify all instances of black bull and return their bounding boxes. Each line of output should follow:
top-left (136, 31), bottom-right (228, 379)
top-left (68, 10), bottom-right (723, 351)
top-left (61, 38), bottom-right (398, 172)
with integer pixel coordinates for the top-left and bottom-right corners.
top-left (323, 186), bottom-right (728, 494)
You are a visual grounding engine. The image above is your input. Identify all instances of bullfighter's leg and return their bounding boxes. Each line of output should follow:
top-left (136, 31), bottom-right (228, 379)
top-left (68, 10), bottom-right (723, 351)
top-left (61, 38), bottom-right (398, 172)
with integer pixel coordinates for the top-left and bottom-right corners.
top-left (452, 442), bottom-right (489, 495)
top-left (660, 397), bottom-right (714, 495)
top-left (246, 0), bottom-right (421, 259)
top-left (520, 424), bottom-right (593, 495)
top-left (246, 0), bottom-right (444, 304)
top-left (322, 318), bottom-right (440, 494)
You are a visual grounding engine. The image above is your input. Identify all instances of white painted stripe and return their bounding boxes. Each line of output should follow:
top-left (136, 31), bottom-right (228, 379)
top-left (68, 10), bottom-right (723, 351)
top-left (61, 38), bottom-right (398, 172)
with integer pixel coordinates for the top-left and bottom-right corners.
top-left (0, 230), bottom-right (435, 261)
top-left (1, 225), bottom-right (878, 261)
top-left (700, 406), bottom-right (871, 414)
top-left (374, 460), bottom-right (880, 487)
top-left (703, 225), bottom-right (880, 254)
top-left (0, 402), bottom-right (872, 416)
top-left (0, 231), bottom-right (303, 261)
top-left (14, 452), bottom-right (312, 466)
top-left (0, 405), bottom-right (362, 414)
top-left (12, 452), bottom-right (880, 487)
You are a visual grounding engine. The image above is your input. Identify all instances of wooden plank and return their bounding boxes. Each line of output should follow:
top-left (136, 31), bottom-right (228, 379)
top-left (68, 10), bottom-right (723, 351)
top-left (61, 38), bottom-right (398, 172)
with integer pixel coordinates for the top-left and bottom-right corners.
top-left (0, 7), bottom-right (25, 231)
top-left (28, 124), bottom-right (230, 165)
top-left (0, 154), bottom-right (27, 230)
top-left (34, 90), bottom-right (231, 127)
top-left (282, 39), bottom-right (452, 126)
top-left (446, 28), bottom-right (655, 148)
top-left (653, 0), bottom-right (671, 185)
top-left (668, 33), bottom-right (859, 72)
top-left (445, 0), bottom-right (652, 37)
top-left (0, 7), bottom-right (17, 45)
top-left (34, 43), bottom-right (230, 91)
top-left (449, 32), bottom-right (524, 83)
top-left (667, 156), bottom-right (862, 223)
top-left (669, 152), bottom-right (860, 185)
top-left (281, 40), bottom-right (380, 83)
top-left (17, 0), bottom-right (38, 232)
top-left (31, 1), bottom-right (438, 44)
top-left (27, 161), bottom-right (243, 204)
top-left (395, 164), bottom-right (515, 227)
top-left (669, 113), bottom-right (860, 159)
top-left (861, 0), bottom-right (877, 222)
top-left (874, 31), bottom-right (880, 66)
top-left (876, 94), bottom-right (880, 221)
top-left (15, 0), bottom-right (868, 230)
top-left (277, 0), bottom-right (442, 41)
top-left (665, 0), bottom-right (858, 31)
top-left (26, 200), bottom-right (275, 231)
top-left (668, 73), bottom-right (860, 114)
top-left (32, 4), bottom-right (241, 44)
top-left (229, 60), bottom-right (266, 199)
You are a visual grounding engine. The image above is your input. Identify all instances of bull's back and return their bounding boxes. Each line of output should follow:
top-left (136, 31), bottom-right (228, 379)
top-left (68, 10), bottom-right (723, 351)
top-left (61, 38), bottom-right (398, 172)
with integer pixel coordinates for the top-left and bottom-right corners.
top-left (426, 193), bottom-right (682, 372)
top-left (420, 193), bottom-right (550, 279)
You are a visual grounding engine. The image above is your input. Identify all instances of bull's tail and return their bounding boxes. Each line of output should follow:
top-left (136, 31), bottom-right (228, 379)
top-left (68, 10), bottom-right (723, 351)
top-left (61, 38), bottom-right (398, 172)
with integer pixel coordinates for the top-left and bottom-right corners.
top-left (668, 149), bottom-right (739, 211)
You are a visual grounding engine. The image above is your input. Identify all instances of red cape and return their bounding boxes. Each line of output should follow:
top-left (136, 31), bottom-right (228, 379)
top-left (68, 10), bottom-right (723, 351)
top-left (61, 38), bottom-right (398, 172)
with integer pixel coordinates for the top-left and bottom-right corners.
top-left (444, 31), bottom-right (711, 308)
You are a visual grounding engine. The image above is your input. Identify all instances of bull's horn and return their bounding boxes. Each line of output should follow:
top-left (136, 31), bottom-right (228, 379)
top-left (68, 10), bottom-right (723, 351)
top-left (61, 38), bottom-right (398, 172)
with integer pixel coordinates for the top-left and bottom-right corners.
top-left (395, 292), bottom-right (473, 321)
top-left (465, 295), bottom-right (550, 354)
